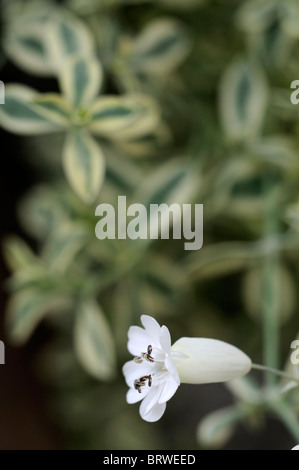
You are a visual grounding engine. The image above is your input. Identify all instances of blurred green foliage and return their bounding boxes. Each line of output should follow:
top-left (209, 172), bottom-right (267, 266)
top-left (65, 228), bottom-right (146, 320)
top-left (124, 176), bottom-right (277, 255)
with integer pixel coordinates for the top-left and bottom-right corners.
top-left (0, 0), bottom-right (299, 449)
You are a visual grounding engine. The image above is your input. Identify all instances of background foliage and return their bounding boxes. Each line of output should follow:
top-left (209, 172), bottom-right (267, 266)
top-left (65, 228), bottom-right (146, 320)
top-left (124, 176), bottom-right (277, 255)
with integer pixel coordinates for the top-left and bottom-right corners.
top-left (0, 0), bottom-right (298, 449)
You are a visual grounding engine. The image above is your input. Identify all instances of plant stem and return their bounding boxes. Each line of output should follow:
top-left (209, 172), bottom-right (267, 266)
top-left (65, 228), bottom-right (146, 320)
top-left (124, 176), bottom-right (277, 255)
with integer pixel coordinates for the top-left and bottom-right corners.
top-left (251, 363), bottom-right (299, 385)
top-left (262, 181), bottom-right (280, 386)
top-left (271, 402), bottom-right (299, 442)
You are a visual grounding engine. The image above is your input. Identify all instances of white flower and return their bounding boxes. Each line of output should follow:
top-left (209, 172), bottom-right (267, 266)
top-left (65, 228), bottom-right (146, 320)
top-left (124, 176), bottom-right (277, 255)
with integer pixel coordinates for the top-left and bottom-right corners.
top-left (292, 445), bottom-right (299, 450)
top-left (122, 315), bottom-right (182, 422)
top-left (123, 315), bottom-right (252, 422)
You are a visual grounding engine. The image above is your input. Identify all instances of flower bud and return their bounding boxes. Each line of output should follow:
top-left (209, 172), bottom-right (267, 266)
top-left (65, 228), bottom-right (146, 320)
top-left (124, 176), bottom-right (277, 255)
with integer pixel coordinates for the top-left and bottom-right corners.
top-left (171, 337), bottom-right (252, 384)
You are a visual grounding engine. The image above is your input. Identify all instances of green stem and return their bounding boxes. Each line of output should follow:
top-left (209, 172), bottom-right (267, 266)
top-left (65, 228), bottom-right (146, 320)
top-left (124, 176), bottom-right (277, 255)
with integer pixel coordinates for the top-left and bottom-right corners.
top-left (271, 402), bottom-right (299, 442)
top-left (251, 363), bottom-right (299, 385)
top-left (262, 181), bottom-right (280, 386)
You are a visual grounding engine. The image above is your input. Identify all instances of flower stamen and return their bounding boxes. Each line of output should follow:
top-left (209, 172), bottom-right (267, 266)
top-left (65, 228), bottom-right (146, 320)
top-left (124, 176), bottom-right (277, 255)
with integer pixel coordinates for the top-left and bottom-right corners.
top-left (134, 345), bottom-right (154, 364)
top-left (134, 374), bottom-right (152, 393)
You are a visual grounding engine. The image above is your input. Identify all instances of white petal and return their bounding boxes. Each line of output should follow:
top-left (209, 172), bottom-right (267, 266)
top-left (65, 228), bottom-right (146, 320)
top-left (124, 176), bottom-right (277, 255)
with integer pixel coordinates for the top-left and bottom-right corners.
top-left (140, 401), bottom-right (167, 423)
top-left (158, 374), bottom-right (179, 404)
top-left (292, 445), bottom-right (299, 450)
top-left (126, 387), bottom-right (150, 404)
top-left (141, 315), bottom-right (161, 338)
top-left (139, 402), bottom-right (166, 423)
top-left (171, 338), bottom-right (252, 384)
top-left (122, 360), bottom-right (153, 387)
top-left (127, 326), bottom-right (153, 356)
top-left (159, 325), bottom-right (171, 353)
top-left (165, 356), bottom-right (180, 384)
top-left (152, 351), bottom-right (166, 362)
top-left (140, 390), bottom-right (167, 422)
top-left (170, 350), bottom-right (188, 362)
top-left (140, 385), bottom-right (163, 416)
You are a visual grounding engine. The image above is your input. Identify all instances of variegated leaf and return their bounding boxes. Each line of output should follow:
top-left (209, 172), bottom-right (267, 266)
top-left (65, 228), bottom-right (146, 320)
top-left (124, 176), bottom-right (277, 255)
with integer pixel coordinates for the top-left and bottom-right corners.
top-left (219, 58), bottom-right (268, 142)
top-left (74, 300), bottom-right (116, 380)
top-left (63, 130), bottom-right (105, 204)
top-left (136, 158), bottom-right (200, 208)
top-left (2, 237), bottom-right (39, 272)
top-left (6, 289), bottom-right (69, 345)
top-left (42, 223), bottom-right (89, 273)
top-left (88, 94), bottom-right (159, 139)
top-left (0, 85), bottom-right (60, 134)
top-left (130, 18), bottom-right (192, 76)
top-left (32, 93), bottom-right (71, 126)
top-left (103, 94), bottom-right (160, 142)
top-left (4, 23), bottom-right (54, 76)
top-left (197, 406), bottom-right (244, 448)
top-left (46, 11), bottom-right (96, 71)
top-left (134, 159), bottom-right (200, 243)
top-left (59, 56), bottom-right (103, 109)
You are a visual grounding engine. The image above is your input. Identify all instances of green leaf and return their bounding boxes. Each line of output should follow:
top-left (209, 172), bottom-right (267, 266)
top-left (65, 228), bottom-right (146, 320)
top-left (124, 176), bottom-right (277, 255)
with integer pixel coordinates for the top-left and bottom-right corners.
top-left (59, 55), bottom-right (103, 109)
top-left (225, 376), bottom-right (261, 404)
top-left (89, 95), bottom-right (152, 136)
top-left (0, 85), bottom-right (60, 134)
top-left (74, 300), bottom-right (116, 380)
top-left (42, 223), bottom-right (89, 273)
top-left (46, 11), bottom-right (95, 71)
top-left (6, 289), bottom-right (69, 345)
top-left (197, 406), bottom-right (244, 448)
top-left (143, 254), bottom-right (187, 295)
top-left (219, 58), bottom-right (268, 142)
top-left (111, 95), bottom-right (161, 142)
top-left (32, 93), bottom-right (71, 126)
top-left (249, 136), bottom-right (296, 170)
top-left (236, 0), bottom-right (277, 34)
top-left (132, 159), bottom-right (200, 244)
top-left (2, 237), bottom-right (39, 272)
top-left (114, 122), bottom-right (171, 157)
top-left (104, 148), bottom-right (143, 191)
top-left (18, 186), bottom-right (67, 240)
top-left (130, 18), bottom-right (192, 76)
top-left (136, 158), bottom-right (200, 208)
top-left (4, 23), bottom-right (54, 76)
top-left (185, 241), bottom-right (256, 281)
top-left (138, 255), bottom-right (188, 316)
top-left (63, 130), bottom-right (106, 204)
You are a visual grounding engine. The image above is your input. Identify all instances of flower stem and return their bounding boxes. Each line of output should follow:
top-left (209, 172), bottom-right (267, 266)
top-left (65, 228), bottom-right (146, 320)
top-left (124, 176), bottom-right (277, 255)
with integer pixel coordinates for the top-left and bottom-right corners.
top-left (251, 363), bottom-right (299, 385)
top-left (262, 181), bottom-right (280, 386)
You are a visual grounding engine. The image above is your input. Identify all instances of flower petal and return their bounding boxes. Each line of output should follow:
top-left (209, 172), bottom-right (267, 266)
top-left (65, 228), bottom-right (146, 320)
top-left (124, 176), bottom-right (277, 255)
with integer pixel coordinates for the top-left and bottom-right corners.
top-left (159, 325), bottom-right (171, 353)
top-left (165, 356), bottom-right (180, 384)
top-left (140, 401), bottom-right (167, 423)
top-left (127, 326), bottom-right (153, 356)
top-left (141, 315), bottom-right (161, 338)
top-left (158, 374), bottom-right (179, 404)
top-left (140, 385), bottom-right (163, 416)
top-left (126, 387), bottom-right (150, 404)
top-left (122, 360), bottom-right (153, 387)
top-left (139, 389), bottom-right (167, 422)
